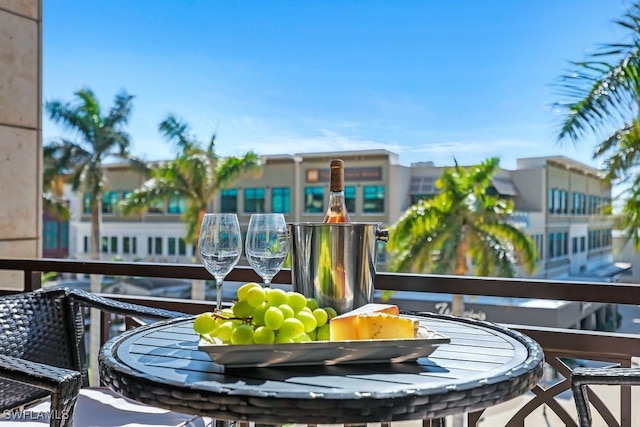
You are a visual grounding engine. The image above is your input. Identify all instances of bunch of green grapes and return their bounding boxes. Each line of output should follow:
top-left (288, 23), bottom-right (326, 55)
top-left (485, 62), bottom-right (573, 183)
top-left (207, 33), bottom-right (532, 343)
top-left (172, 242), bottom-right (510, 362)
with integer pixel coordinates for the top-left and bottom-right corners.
top-left (193, 282), bottom-right (338, 345)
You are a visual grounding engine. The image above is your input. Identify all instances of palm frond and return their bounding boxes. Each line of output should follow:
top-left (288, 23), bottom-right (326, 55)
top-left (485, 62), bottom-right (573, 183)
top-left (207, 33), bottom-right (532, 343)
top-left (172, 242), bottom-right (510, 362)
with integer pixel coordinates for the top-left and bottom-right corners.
top-left (159, 115), bottom-right (196, 152)
top-left (118, 174), bottom-right (179, 216)
top-left (104, 91), bottom-right (135, 128)
top-left (595, 118), bottom-right (640, 182)
top-left (554, 3), bottom-right (640, 144)
top-left (42, 192), bottom-right (70, 220)
top-left (215, 152), bottom-right (262, 188)
top-left (621, 174), bottom-right (640, 250)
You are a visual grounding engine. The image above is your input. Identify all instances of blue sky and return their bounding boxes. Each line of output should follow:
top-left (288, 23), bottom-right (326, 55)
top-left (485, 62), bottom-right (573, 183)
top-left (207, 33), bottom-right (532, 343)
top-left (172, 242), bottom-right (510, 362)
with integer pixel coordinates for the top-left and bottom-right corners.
top-left (43, 1), bottom-right (633, 170)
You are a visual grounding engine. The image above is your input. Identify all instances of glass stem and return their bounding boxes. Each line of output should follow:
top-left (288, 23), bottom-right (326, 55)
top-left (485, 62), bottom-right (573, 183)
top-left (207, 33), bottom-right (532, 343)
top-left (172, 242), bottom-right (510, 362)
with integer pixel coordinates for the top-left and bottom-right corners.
top-left (263, 278), bottom-right (271, 288)
top-left (215, 278), bottom-right (224, 310)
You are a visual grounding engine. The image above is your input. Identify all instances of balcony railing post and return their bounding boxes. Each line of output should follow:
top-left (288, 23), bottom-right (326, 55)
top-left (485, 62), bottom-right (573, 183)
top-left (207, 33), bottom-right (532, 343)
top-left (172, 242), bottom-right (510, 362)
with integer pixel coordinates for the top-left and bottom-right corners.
top-left (25, 270), bottom-right (41, 292)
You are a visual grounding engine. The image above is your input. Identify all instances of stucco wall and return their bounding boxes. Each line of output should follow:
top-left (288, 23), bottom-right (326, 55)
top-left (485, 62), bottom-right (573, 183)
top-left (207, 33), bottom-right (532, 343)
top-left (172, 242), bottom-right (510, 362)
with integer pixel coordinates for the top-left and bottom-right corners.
top-left (0, 1), bottom-right (42, 290)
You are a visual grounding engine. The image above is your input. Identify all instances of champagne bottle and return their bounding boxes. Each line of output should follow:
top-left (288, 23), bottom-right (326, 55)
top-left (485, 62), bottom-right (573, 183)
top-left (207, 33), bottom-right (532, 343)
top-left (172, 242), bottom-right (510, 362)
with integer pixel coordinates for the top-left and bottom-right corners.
top-left (323, 159), bottom-right (352, 223)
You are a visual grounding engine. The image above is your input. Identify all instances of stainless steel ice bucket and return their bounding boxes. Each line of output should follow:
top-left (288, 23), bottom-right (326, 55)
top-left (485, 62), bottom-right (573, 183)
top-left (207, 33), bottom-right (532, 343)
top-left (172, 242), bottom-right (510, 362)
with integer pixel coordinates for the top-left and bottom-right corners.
top-left (287, 222), bottom-right (389, 314)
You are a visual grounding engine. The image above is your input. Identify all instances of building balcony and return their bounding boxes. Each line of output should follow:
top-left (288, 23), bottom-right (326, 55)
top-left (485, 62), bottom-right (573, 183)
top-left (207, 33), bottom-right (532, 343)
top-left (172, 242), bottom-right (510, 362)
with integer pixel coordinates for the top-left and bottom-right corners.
top-left (0, 257), bottom-right (639, 426)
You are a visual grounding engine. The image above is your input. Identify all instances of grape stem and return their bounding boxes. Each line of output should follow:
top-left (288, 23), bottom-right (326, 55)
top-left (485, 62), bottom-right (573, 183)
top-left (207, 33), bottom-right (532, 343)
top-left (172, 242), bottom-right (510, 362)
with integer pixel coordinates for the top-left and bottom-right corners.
top-left (212, 311), bottom-right (254, 324)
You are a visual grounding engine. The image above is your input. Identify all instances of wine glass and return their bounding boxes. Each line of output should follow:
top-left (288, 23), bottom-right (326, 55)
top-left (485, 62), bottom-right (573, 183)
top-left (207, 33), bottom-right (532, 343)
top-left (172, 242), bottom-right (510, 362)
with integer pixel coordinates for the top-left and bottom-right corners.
top-left (198, 213), bottom-right (242, 309)
top-left (245, 214), bottom-right (289, 287)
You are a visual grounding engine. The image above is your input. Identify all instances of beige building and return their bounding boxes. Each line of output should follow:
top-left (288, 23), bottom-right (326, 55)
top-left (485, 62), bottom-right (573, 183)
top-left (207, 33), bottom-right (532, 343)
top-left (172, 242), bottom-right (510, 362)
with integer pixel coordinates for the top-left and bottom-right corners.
top-left (513, 156), bottom-right (614, 280)
top-left (67, 150), bottom-right (407, 265)
top-left (0, 1), bottom-right (42, 291)
top-left (65, 149), bottom-right (616, 281)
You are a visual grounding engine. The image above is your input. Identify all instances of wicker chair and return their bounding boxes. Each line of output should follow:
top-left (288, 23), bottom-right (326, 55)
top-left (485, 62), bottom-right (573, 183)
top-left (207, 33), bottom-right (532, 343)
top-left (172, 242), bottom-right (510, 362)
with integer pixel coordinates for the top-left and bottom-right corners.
top-left (571, 366), bottom-right (640, 427)
top-left (0, 286), bottom-right (210, 427)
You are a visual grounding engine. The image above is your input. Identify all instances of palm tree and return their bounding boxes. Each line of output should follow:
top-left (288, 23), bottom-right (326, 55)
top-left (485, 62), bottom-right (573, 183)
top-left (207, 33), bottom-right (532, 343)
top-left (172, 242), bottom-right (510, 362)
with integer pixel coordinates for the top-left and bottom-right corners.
top-left (119, 115), bottom-right (261, 298)
top-left (44, 88), bottom-right (136, 386)
top-left (386, 157), bottom-right (537, 316)
top-left (555, 1), bottom-right (640, 248)
top-left (45, 88), bottom-right (137, 260)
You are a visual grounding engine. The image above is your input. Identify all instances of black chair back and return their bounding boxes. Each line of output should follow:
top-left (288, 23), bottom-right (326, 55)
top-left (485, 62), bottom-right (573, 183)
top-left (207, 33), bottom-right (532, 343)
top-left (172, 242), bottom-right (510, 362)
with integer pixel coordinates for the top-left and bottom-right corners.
top-left (0, 289), bottom-right (85, 411)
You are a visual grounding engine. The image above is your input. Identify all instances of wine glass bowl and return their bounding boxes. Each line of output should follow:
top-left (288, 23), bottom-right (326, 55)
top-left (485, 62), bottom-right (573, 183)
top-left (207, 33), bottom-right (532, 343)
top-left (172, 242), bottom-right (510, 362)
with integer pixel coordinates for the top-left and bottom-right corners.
top-left (198, 213), bottom-right (242, 309)
top-left (245, 214), bottom-right (289, 287)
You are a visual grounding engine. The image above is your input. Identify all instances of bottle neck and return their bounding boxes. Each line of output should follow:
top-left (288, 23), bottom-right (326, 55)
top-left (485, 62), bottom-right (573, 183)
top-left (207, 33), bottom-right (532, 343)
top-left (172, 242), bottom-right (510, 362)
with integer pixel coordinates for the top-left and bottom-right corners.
top-left (328, 190), bottom-right (346, 202)
top-left (330, 167), bottom-right (344, 192)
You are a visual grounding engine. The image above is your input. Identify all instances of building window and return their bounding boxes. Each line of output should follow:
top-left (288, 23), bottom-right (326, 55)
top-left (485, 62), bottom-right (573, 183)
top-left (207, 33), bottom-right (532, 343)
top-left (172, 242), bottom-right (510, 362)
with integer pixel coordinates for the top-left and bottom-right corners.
top-left (83, 236), bottom-right (89, 253)
top-left (363, 185), bottom-right (385, 213)
top-left (83, 192), bottom-right (91, 214)
top-left (572, 237), bottom-right (578, 254)
top-left (179, 238), bottom-right (187, 256)
top-left (43, 220), bottom-right (58, 250)
top-left (102, 191), bottom-right (119, 214)
top-left (155, 237), bottom-right (163, 255)
top-left (168, 197), bottom-right (186, 214)
top-left (102, 236), bottom-right (109, 253)
top-left (272, 187), bottom-right (291, 214)
top-left (548, 233), bottom-right (555, 258)
top-left (148, 237), bottom-right (153, 254)
top-left (221, 189), bottom-right (238, 213)
top-left (536, 234), bottom-right (544, 260)
top-left (580, 236), bottom-right (586, 252)
top-left (554, 190), bottom-right (562, 214)
top-left (345, 186), bottom-right (356, 213)
top-left (304, 187), bottom-right (324, 213)
top-left (577, 193), bottom-right (584, 214)
top-left (168, 237), bottom-right (177, 255)
top-left (244, 188), bottom-right (265, 213)
top-left (111, 236), bottom-right (118, 253)
top-left (58, 221), bottom-right (68, 249)
top-left (147, 200), bottom-right (164, 214)
top-left (123, 237), bottom-right (131, 254)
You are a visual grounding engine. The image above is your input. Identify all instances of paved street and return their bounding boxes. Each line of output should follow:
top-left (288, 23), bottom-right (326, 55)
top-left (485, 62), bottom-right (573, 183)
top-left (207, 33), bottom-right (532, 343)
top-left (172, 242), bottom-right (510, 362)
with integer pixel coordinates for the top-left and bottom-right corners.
top-left (615, 303), bottom-right (640, 334)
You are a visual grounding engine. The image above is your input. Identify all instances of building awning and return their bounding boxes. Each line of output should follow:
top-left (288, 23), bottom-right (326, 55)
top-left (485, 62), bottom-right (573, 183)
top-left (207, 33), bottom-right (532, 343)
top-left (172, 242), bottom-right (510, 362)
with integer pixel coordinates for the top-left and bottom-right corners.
top-left (490, 177), bottom-right (519, 197)
top-left (585, 262), bottom-right (632, 278)
top-left (409, 176), bottom-right (436, 195)
top-left (410, 175), bottom-right (520, 197)
top-left (562, 262), bottom-right (632, 283)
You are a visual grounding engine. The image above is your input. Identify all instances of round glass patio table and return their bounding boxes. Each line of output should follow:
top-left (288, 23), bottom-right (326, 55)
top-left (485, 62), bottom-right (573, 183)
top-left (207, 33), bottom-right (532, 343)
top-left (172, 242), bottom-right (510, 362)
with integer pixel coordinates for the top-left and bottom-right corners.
top-left (99, 311), bottom-right (544, 425)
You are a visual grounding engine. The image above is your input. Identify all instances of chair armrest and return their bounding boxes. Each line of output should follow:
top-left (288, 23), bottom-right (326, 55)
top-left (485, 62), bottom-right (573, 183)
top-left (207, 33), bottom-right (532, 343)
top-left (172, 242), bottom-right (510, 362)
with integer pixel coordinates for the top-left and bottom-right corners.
top-left (572, 366), bottom-right (640, 387)
top-left (68, 288), bottom-right (188, 320)
top-left (571, 367), bottom-right (640, 427)
top-left (0, 354), bottom-right (81, 427)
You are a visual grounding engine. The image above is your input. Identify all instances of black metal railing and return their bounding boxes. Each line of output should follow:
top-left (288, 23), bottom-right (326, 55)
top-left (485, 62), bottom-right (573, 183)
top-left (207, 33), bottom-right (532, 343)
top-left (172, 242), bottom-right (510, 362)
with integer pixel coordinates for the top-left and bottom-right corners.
top-left (0, 257), bottom-right (639, 426)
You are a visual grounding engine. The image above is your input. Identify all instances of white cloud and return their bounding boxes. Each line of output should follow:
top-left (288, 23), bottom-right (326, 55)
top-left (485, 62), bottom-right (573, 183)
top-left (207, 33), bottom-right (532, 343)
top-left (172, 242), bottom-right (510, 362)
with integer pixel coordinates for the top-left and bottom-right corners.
top-left (412, 139), bottom-right (539, 155)
top-left (224, 128), bottom-right (404, 157)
